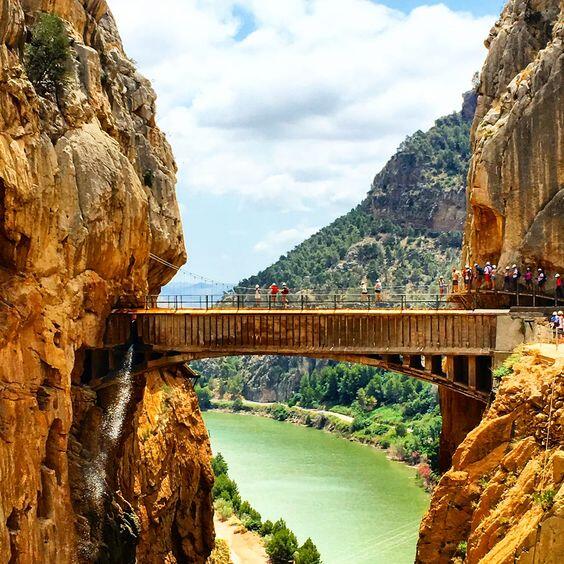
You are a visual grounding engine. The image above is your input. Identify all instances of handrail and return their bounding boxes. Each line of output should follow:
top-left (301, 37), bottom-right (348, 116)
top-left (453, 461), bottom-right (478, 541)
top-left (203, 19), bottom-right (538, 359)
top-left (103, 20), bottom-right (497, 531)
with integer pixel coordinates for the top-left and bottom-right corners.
top-left (114, 288), bottom-right (563, 311)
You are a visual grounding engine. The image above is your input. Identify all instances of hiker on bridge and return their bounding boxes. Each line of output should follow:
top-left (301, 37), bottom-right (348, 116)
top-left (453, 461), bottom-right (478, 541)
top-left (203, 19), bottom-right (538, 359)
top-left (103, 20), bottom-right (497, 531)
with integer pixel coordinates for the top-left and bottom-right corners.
top-left (484, 262), bottom-right (493, 290)
top-left (255, 285), bottom-right (262, 307)
top-left (474, 263), bottom-right (484, 288)
top-left (438, 276), bottom-right (447, 297)
top-left (503, 266), bottom-right (511, 291)
top-left (451, 267), bottom-right (460, 293)
top-left (374, 279), bottom-right (383, 302)
top-left (524, 267), bottom-right (533, 291)
top-left (269, 283), bottom-right (279, 305)
top-left (491, 265), bottom-right (497, 288)
top-left (463, 265), bottom-right (473, 291)
top-left (556, 274), bottom-right (562, 299)
top-left (360, 279), bottom-right (369, 302)
top-left (281, 283), bottom-right (290, 307)
top-left (537, 268), bottom-right (547, 291)
top-left (512, 264), bottom-right (521, 291)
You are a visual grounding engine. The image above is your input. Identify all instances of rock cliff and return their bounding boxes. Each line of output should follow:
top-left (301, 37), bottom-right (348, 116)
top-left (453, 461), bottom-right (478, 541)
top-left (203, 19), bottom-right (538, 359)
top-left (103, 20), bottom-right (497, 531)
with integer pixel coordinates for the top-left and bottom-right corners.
top-left (0, 1), bottom-right (213, 562)
top-left (417, 350), bottom-right (563, 563)
top-left (463, 0), bottom-right (563, 281)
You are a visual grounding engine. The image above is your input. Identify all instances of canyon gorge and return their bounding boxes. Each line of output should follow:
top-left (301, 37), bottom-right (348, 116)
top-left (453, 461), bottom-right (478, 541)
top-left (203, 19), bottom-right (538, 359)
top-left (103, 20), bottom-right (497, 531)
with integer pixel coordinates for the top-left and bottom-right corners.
top-left (0, 0), bottom-right (562, 563)
top-left (0, 0), bottom-right (213, 562)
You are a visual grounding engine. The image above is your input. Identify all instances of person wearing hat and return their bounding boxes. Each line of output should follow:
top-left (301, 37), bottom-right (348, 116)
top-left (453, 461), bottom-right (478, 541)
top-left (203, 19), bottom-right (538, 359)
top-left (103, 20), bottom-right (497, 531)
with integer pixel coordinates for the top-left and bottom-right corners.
top-left (281, 282), bottom-right (290, 308)
top-left (484, 262), bottom-right (493, 290)
top-left (556, 273), bottom-right (562, 300)
top-left (269, 282), bottom-right (279, 306)
top-left (451, 266), bottom-right (460, 293)
top-left (524, 266), bottom-right (533, 291)
top-left (463, 265), bottom-right (473, 291)
top-left (438, 276), bottom-right (447, 298)
top-left (503, 266), bottom-right (511, 291)
top-left (254, 284), bottom-right (262, 307)
top-left (511, 264), bottom-right (521, 292)
top-left (374, 279), bottom-right (383, 302)
top-left (537, 267), bottom-right (547, 292)
top-left (491, 265), bottom-right (498, 289)
top-left (558, 311), bottom-right (564, 343)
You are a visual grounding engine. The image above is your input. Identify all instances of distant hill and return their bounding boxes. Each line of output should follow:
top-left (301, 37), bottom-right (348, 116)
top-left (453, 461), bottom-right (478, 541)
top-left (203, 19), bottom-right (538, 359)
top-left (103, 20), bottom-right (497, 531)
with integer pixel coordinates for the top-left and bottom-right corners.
top-left (238, 92), bottom-right (475, 294)
top-left (201, 93), bottom-right (476, 401)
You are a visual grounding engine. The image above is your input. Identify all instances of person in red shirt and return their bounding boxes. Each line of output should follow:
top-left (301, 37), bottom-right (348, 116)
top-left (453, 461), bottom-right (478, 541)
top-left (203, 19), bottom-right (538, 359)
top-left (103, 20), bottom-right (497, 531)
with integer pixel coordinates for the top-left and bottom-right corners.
top-left (269, 283), bottom-right (279, 306)
top-left (556, 273), bottom-right (562, 300)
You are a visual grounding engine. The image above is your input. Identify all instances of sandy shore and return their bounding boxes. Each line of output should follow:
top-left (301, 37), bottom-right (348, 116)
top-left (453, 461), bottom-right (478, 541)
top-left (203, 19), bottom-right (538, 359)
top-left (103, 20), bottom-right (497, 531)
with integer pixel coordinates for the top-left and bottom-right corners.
top-left (214, 515), bottom-right (268, 564)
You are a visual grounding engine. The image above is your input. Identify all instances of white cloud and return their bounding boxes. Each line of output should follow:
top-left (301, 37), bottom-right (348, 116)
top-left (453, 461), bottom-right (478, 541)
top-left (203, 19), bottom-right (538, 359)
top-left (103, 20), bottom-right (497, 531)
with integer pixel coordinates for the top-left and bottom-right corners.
top-left (253, 226), bottom-right (319, 253)
top-left (108, 0), bottom-right (494, 215)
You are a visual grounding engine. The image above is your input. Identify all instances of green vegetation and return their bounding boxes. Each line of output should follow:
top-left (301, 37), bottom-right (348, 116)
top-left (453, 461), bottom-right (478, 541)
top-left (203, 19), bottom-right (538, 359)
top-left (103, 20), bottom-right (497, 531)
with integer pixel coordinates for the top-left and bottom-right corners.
top-left (533, 488), bottom-right (556, 511)
top-left (211, 454), bottom-right (322, 563)
top-left (195, 384), bottom-right (212, 409)
top-left (456, 540), bottom-right (468, 558)
top-left (294, 538), bottom-right (322, 564)
top-left (25, 13), bottom-right (71, 97)
top-left (493, 352), bottom-right (522, 382)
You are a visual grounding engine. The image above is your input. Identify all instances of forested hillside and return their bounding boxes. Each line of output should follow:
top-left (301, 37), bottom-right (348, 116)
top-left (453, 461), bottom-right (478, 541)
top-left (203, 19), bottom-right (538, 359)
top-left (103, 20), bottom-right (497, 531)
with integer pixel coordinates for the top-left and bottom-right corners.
top-left (238, 94), bottom-right (474, 292)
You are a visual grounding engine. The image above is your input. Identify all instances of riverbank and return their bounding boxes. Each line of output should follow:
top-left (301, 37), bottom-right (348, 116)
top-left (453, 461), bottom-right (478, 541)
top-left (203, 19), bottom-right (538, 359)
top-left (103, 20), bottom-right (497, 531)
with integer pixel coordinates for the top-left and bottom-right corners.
top-left (213, 515), bottom-right (267, 564)
top-left (207, 398), bottom-right (436, 490)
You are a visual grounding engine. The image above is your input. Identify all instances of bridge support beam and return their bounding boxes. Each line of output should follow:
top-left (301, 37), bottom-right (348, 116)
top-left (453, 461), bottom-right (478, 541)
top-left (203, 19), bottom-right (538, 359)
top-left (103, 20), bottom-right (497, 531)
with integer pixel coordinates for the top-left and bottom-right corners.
top-left (438, 388), bottom-right (485, 472)
top-left (468, 356), bottom-right (477, 390)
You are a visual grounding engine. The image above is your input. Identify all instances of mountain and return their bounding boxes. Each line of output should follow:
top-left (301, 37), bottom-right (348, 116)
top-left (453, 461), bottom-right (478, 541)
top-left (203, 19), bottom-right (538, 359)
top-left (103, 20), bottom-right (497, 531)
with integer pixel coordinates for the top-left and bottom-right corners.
top-left (199, 93), bottom-right (476, 403)
top-left (238, 92), bottom-right (475, 294)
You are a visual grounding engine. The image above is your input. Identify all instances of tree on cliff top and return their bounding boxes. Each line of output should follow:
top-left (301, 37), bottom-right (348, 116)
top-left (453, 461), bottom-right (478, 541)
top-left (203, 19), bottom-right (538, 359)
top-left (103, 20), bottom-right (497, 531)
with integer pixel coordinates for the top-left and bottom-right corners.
top-left (25, 13), bottom-right (70, 96)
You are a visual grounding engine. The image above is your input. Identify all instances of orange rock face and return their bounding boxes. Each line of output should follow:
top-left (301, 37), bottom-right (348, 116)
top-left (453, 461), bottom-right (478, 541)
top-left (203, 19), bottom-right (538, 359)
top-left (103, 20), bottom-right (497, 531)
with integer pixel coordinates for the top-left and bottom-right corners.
top-left (417, 351), bottom-right (564, 563)
top-left (0, 1), bottom-right (213, 562)
top-left (462, 0), bottom-right (563, 280)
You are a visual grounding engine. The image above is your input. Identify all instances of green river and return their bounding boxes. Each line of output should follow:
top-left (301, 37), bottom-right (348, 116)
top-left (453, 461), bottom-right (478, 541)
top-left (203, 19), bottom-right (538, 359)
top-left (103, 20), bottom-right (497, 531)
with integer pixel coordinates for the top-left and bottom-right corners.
top-left (204, 411), bottom-right (429, 564)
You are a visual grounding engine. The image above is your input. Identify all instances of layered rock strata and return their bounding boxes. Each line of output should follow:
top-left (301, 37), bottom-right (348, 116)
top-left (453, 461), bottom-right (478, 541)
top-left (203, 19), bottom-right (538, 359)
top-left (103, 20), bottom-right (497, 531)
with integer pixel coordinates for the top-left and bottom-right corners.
top-left (417, 350), bottom-right (563, 563)
top-left (0, 1), bottom-right (212, 562)
top-left (463, 0), bottom-right (563, 281)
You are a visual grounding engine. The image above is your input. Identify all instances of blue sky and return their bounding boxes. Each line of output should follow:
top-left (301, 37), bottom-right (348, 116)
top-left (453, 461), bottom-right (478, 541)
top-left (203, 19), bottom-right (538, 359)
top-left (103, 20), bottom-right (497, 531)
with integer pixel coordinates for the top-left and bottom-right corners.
top-left (110, 1), bottom-right (498, 286)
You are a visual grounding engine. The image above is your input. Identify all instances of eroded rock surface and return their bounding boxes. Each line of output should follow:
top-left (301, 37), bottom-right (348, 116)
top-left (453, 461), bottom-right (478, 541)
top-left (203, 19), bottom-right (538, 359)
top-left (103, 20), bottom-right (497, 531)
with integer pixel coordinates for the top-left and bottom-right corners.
top-left (463, 0), bottom-right (563, 280)
top-left (0, 1), bottom-right (212, 562)
top-left (417, 351), bottom-right (564, 563)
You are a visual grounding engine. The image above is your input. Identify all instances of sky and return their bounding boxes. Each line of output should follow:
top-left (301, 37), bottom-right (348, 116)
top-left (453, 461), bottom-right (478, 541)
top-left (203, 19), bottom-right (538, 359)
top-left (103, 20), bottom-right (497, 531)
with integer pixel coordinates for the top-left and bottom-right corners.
top-left (108, 1), bottom-right (500, 286)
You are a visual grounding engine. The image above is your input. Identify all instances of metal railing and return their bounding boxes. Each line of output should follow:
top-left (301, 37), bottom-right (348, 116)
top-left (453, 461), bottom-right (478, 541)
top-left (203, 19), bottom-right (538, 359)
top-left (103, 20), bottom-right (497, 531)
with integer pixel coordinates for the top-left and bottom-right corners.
top-left (112, 286), bottom-right (563, 311)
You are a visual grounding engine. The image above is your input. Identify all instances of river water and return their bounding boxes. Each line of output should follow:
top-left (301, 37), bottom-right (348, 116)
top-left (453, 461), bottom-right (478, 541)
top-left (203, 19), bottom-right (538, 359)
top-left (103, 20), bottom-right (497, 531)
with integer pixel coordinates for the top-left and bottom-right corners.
top-left (204, 411), bottom-right (429, 564)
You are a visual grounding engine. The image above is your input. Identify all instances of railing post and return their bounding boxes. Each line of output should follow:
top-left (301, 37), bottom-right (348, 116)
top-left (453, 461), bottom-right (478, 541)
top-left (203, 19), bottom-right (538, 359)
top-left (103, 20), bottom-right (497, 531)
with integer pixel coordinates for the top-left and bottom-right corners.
top-left (334, 294), bottom-right (337, 310)
top-left (532, 284), bottom-right (536, 307)
top-left (516, 285), bottom-right (520, 307)
top-left (435, 294), bottom-right (439, 310)
top-left (205, 295), bottom-right (209, 310)
top-left (301, 295), bottom-right (304, 310)
top-left (401, 295), bottom-right (404, 311)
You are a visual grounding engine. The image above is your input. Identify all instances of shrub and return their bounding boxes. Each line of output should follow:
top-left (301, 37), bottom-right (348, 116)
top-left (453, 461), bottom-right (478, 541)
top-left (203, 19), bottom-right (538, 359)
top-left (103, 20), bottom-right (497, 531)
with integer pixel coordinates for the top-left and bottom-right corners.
top-left (195, 385), bottom-right (212, 410)
top-left (232, 397), bottom-right (244, 411)
top-left (295, 538), bottom-right (321, 564)
top-left (25, 13), bottom-right (70, 96)
top-left (238, 501), bottom-right (262, 531)
top-left (143, 169), bottom-right (154, 188)
top-left (214, 498), bottom-right (234, 521)
top-left (270, 403), bottom-right (290, 421)
top-left (260, 520), bottom-right (274, 536)
top-left (266, 524), bottom-right (298, 564)
top-left (533, 489), bottom-right (556, 511)
top-left (211, 453), bottom-right (229, 477)
top-left (456, 540), bottom-right (467, 558)
top-left (212, 473), bottom-right (241, 510)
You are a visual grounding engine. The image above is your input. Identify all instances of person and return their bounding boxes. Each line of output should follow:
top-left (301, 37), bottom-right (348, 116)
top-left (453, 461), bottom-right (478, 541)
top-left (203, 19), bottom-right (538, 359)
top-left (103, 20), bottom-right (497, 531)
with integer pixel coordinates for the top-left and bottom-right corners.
top-left (558, 311), bottom-right (564, 343)
top-left (503, 266), bottom-right (511, 291)
top-left (360, 279), bottom-right (369, 302)
top-left (374, 279), bottom-right (383, 302)
top-left (254, 284), bottom-right (262, 307)
top-left (451, 267), bottom-right (460, 293)
top-left (550, 311), bottom-right (559, 329)
top-left (269, 282), bottom-right (279, 305)
top-left (474, 263), bottom-right (484, 289)
top-left (537, 268), bottom-right (547, 291)
top-left (512, 264), bottom-right (521, 291)
top-left (556, 273), bottom-right (562, 300)
top-left (484, 262), bottom-right (493, 290)
top-left (281, 282), bottom-right (290, 308)
top-left (464, 265), bottom-right (473, 291)
top-left (438, 276), bottom-right (447, 298)
top-left (524, 267), bottom-right (533, 291)
top-left (491, 265), bottom-right (497, 289)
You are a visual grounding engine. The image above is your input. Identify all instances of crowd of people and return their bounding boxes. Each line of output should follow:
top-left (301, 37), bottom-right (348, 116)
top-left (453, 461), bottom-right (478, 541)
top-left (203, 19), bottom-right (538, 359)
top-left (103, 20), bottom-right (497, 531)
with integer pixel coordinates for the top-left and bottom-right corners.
top-left (450, 262), bottom-right (562, 297)
top-left (250, 262), bottom-right (562, 309)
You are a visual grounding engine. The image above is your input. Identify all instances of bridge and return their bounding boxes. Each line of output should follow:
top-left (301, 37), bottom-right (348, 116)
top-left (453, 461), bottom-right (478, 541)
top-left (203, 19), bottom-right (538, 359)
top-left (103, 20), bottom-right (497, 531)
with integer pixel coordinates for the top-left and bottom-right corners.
top-left (102, 298), bottom-right (547, 402)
